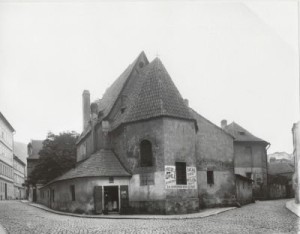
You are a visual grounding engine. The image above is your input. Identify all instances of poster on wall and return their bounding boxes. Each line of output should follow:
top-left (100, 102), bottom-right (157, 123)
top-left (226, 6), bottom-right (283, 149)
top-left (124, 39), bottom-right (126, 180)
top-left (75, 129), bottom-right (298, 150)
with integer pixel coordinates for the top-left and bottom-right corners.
top-left (187, 167), bottom-right (197, 189)
top-left (165, 166), bottom-right (176, 189)
top-left (165, 165), bottom-right (197, 189)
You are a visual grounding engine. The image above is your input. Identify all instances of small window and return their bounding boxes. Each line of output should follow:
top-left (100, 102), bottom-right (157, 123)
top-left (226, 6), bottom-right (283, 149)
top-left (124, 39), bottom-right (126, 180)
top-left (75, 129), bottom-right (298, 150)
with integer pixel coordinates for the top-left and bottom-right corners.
top-left (70, 185), bottom-right (75, 201)
top-left (238, 131), bottom-right (245, 135)
top-left (109, 177), bottom-right (114, 183)
top-left (176, 162), bottom-right (187, 185)
top-left (246, 172), bottom-right (252, 179)
top-left (140, 173), bottom-right (154, 186)
top-left (140, 140), bottom-right (153, 167)
top-left (139, 61), bottom-right (144, 68)
top-left (207, 170), bottom-right (214, 185)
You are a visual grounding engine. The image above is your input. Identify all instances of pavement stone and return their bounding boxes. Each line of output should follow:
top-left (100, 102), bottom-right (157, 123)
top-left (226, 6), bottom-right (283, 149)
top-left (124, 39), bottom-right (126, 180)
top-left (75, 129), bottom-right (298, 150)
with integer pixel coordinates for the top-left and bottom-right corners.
top-left (0, 199), bottom-right (298, 233)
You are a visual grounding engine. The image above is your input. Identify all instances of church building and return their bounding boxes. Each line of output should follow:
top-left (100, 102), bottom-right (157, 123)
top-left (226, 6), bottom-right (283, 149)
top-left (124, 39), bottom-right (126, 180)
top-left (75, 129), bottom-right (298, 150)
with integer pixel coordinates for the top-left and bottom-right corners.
top-left (38, 52), bottom-right (253, 214)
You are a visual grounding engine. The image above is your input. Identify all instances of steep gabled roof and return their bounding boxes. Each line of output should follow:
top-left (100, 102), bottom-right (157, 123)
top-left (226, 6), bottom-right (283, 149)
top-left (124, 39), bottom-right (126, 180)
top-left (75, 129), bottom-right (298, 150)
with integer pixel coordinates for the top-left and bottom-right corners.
top-left (95, 51), bottom-right (149, 119)
top-left (120, 58), bottom-right (194, 125)
top-left (87, 52), bottom-right (195, 132)
top-left (224, 122), bottom-right (268, 145)
top-left (45, 149), bottom-right (131, 186)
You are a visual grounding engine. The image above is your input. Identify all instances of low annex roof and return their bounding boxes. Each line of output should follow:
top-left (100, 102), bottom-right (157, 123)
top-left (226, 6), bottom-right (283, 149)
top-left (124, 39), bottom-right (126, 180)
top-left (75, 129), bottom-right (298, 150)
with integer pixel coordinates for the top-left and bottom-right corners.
top-left (224, 122), bottom-right (268, 145)
top-left (45, 149), bottom-right (131, 185)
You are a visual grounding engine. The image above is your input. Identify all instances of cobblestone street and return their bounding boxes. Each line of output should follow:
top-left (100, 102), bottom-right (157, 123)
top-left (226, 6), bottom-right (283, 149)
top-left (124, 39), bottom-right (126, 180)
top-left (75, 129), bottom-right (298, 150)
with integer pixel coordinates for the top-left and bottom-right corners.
top-left (0, 199), bottom-right (298, 234)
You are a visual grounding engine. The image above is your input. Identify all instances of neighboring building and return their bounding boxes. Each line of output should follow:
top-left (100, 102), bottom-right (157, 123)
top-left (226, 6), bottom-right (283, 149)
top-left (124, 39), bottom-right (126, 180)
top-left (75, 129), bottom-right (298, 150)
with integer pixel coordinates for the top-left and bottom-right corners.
top-left (27, 140), bottom-right (43, 201)
top-left (39, 52), bottom-right (252, 214)
top-left (13, 155), bottom-right (26, 199)
top-left (268, 162), bottom-right (294, 199)
top-left (292, 122), bottom-right (300, 203)
top-left (223, 121), bottom-right (269, 200)
top-left (13, 142), bottom-right (27, 200)
top-left (268, 152), bottom-right (294, 164)
top-left (191, 110), bottom-right (237, 208)
top-left (0, 112), bottom-right (15, 200)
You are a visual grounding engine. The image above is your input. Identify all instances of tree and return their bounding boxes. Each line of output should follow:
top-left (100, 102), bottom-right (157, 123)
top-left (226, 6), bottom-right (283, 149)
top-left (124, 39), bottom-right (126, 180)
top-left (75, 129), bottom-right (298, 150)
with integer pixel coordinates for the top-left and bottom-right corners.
top-left (29, 131), bottom-right (79, 184)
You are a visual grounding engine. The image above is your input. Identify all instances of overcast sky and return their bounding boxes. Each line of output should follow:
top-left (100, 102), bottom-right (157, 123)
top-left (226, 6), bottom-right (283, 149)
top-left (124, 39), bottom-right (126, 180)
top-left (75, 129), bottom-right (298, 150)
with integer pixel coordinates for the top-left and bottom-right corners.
top-left (0, 0), bottom-right (298, 154)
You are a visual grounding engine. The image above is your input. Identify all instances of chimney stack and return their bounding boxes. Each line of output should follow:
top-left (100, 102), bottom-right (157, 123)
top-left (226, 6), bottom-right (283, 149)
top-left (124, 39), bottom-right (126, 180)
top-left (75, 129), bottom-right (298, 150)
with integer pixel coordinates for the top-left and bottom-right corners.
top-left (221, 119), bottom-right (227, 129)
top-left (82, 90), bottom-right (91, 131)
top-left (184, 99), bottom-right (189, 107)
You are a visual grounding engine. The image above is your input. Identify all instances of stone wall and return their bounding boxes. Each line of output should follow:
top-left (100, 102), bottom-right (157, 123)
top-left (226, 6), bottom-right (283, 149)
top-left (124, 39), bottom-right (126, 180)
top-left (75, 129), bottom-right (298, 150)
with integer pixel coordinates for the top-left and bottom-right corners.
top-left (235, 177), bottom-right (253, 205)
top-left (111, 117), bottom-right (199, 214)
top-left (193, 112), bottom-right (236, 208)
top-left (111, 118), bottom-right (167, 214)
top-left (163, 118), bottom-right (199, 214)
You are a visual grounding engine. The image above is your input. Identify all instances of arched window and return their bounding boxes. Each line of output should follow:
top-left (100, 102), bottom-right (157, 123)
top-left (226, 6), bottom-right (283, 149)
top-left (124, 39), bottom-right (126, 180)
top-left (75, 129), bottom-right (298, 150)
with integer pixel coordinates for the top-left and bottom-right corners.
top-left (140, 140), bottom-right (153, 167)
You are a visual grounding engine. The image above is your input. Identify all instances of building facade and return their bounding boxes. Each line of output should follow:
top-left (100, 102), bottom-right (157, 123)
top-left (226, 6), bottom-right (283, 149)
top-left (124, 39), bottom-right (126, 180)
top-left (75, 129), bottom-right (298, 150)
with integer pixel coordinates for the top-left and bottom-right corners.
top-left (0, 112), bottom-right (15, 200)
top-left (13, 142), bottom-right (27, 200)
top-left (223, 121), bottom-right (269, 200)
top-left (13, 155), bottom-right (26, 199)
top-left (39, 52), bottom-right (253, 214)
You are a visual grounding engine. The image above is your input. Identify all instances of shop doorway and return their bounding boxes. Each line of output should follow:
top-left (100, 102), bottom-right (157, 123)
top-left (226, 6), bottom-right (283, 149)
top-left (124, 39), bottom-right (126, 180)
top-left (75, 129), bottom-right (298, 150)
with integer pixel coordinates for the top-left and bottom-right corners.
top-left (104, 186), bottom-right (119, 213)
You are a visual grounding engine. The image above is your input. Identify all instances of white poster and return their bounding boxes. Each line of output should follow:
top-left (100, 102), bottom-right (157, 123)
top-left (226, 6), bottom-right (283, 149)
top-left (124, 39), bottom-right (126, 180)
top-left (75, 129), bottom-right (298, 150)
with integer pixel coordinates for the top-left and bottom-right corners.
top-left (165, 165), bottom-right (197, 189)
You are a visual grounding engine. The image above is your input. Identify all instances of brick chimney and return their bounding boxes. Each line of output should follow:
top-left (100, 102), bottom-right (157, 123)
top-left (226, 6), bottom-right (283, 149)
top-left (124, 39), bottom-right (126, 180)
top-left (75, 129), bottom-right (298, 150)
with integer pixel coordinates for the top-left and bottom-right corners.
top-left (82, 90), bottom-right (91, 131)
top-left (221, 119), bottom-right (227, 129)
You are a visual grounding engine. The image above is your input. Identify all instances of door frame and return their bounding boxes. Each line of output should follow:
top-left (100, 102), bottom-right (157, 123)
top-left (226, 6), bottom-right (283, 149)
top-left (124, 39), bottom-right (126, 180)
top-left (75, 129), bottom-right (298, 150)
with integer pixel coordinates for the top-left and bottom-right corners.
top-left (103, 185), bottom-right (120, 213)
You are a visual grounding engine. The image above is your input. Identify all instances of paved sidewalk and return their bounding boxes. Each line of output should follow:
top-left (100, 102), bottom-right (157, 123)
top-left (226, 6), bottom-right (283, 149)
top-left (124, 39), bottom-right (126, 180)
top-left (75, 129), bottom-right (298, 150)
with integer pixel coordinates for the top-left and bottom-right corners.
top-left (286, 199), bottom-right (300, 217)
top-left (24, 200), bottom-right (236, 220)
top-left (0, 223), bottom-right (7, 234)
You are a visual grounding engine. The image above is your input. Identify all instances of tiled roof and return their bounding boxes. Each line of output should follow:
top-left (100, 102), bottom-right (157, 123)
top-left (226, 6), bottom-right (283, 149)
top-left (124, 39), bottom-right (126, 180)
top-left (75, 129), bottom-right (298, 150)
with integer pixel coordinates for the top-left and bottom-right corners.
top-left (27, 140), bottom-right (43, 159)
top-left (77, 52), bottom-right (196, 140)
top-left (95, 51), bottom-right (149, 119)
top-left (268, 162), bottom-right (294, 175)
top-left (121, 58), bottom-right (194, 124)
top-left (224, 122), bottom-right (268, 144)
top-left (46, 149), bottom-right (131, 184)
top-left (189, 108), bottom-right (232, 138)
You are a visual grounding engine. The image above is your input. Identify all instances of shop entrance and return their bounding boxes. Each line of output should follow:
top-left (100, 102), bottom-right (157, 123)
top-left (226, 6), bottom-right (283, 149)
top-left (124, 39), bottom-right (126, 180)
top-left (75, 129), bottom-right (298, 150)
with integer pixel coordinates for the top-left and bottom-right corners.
top-left (104, 186), bottom-right (119, 213)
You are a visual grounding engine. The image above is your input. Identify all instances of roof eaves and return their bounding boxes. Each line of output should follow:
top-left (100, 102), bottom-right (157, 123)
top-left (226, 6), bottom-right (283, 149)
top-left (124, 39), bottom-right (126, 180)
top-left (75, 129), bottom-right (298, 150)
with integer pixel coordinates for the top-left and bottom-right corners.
top-left (0, 112), bottom-right (15, 132)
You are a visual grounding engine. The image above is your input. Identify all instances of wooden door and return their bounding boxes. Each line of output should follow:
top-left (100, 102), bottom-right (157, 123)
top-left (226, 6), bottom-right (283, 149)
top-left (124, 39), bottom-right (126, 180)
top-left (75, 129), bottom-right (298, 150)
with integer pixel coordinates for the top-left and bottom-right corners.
top-left (120, 185), bottom-right (129, 214)
top-left (94, 186), bottom-right (102, 214)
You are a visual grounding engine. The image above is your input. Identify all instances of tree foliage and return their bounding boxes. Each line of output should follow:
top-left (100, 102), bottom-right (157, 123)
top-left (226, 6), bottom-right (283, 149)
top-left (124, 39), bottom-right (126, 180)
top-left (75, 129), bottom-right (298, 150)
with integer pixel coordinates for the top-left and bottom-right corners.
top-left (29, 131), bottom-right (79, 184)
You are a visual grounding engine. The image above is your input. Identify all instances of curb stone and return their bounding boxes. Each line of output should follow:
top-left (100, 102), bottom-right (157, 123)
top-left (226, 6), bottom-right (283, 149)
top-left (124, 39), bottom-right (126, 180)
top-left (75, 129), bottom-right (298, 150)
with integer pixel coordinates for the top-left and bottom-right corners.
top-left (23, 201), bottom-right (237, 220)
